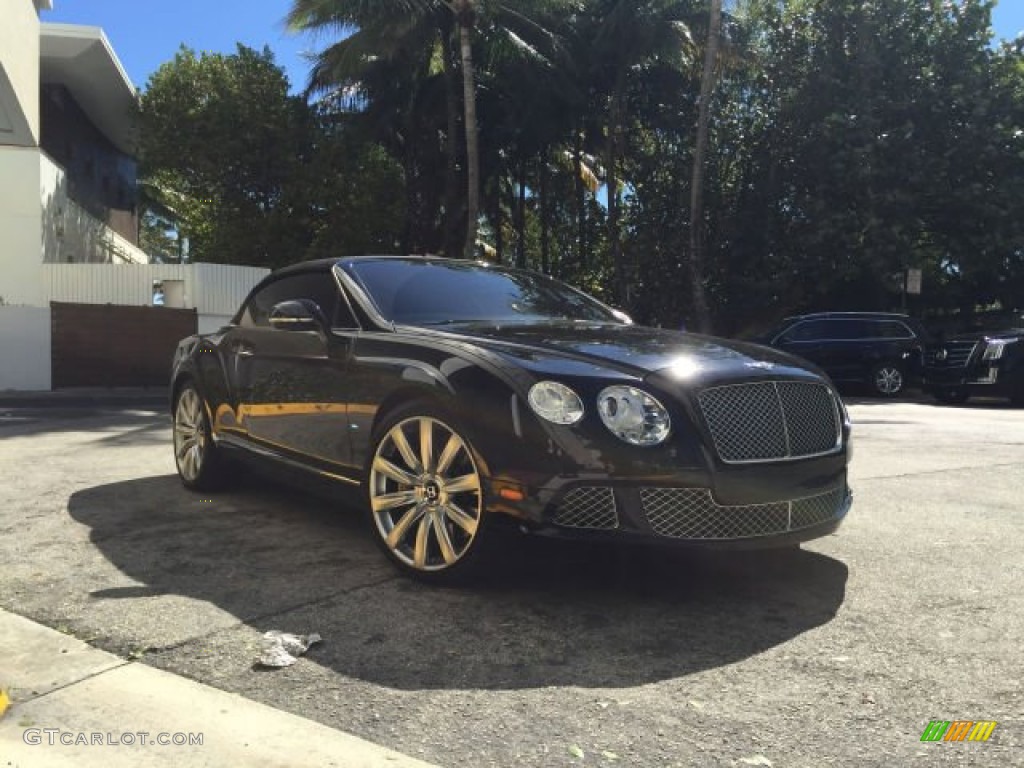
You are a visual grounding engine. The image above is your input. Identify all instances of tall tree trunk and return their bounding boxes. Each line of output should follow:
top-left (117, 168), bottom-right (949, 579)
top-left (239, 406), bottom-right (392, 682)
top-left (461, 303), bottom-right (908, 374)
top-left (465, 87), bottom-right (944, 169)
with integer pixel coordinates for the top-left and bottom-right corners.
top-left (607, 71), bottom-right (627, 308)
top-left (539, 150), bottom-right (550, 274)
top-left (441, 28), bottom-right (462, 257)
top-left (493, 179), bottom-right (504, 264)
top-left (456, 5), bottom-right (480, 259)
top-left (688, 0), bottom-right (721, 333)
top-left (574, 129), bottom-right (586, 275)
top-left (516, 157), bottom-right (527, 268)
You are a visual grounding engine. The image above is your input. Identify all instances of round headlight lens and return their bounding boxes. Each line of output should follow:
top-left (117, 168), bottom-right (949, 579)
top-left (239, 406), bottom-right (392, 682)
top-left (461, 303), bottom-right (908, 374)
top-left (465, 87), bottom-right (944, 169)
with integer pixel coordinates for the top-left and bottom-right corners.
top-left (528, 381), bottom-right (584, 425)
top-left (597, 386), bottom-right (671, 446)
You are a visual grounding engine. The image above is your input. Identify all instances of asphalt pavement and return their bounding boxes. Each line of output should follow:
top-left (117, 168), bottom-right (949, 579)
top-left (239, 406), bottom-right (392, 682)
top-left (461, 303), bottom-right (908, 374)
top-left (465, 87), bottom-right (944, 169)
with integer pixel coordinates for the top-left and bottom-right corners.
top-left (0, 393), bottom-right (1021, 766)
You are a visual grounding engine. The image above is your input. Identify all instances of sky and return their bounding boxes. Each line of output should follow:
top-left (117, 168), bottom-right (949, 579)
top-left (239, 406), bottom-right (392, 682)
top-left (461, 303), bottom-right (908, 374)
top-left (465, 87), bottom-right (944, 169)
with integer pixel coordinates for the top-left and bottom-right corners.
top-left (43, 1), bottom-right (317, 91)
top-left (42, 0), bottom-right (1024, 94)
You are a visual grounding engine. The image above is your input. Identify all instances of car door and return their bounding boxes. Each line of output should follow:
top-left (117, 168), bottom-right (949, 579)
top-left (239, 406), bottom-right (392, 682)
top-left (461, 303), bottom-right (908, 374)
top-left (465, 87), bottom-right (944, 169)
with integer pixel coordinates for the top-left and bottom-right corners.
top-left (234, 271), bottom-right (358, 471)
top-left (815, 319), bottom-right (868, 382)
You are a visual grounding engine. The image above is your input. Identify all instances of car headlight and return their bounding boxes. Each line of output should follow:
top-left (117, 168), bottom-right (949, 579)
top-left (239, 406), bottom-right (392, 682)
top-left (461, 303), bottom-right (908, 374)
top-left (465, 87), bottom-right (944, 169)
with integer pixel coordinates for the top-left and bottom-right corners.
top-left (528, 381), bottom-right (584, 425)
top-left (597, 386), bottom-right (671, 446)
top-left (982, 339), bottom-right (1018, 361)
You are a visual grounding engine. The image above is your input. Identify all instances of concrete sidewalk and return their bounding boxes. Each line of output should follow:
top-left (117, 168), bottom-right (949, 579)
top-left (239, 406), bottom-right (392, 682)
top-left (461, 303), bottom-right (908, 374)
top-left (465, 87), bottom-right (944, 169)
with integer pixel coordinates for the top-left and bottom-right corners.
top-left (0, 610), bottom-right (438, 767)
top-left (0, 387), bottom-right (169, 409)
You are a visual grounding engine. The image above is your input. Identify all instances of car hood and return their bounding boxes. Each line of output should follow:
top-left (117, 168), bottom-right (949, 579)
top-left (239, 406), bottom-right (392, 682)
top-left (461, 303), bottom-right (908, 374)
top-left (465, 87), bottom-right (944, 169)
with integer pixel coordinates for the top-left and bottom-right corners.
top-left (425, 321), bottom-right (824, 383)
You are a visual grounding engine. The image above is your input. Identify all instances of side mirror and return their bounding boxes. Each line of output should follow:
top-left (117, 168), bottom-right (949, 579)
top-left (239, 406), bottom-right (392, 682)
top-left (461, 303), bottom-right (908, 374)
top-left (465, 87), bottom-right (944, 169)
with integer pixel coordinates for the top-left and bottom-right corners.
top-left (269, 299), bottom-right (326, 332)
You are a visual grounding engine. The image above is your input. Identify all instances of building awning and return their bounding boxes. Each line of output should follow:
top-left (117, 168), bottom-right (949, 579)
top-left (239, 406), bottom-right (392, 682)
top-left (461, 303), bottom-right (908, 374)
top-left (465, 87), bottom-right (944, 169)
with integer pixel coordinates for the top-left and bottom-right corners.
top-left (40, 23), bottom-right (137, 155)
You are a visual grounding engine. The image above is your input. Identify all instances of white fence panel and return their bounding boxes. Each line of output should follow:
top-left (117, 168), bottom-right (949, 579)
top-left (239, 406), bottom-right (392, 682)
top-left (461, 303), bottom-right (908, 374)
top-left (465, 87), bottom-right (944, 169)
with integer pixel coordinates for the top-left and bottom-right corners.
top-left (190, 263), bottom-right (269, 316)
top-left (41, 263), bottom-right (269, 315)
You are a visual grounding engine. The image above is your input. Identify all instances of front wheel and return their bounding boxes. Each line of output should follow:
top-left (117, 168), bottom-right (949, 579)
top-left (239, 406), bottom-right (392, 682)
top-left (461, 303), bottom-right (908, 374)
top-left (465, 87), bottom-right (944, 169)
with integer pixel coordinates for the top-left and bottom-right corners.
top-left (869, 363), bottom-right (905, 397)
top-left (366, 404), bottom-right (490, 582)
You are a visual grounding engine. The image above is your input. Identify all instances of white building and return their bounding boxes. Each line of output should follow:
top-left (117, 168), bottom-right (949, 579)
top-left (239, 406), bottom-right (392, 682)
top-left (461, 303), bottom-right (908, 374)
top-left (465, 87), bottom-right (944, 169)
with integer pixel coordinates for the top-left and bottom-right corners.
top-left (0, 1), bottom-right (267, 390)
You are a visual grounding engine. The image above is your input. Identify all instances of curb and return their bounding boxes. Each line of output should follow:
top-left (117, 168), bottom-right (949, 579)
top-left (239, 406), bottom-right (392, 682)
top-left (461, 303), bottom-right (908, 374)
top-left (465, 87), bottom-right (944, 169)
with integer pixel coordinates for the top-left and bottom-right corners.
top-left (0, 389), bottom-right (168, 409)
top-left (0, 609), bottom-right (439, 767)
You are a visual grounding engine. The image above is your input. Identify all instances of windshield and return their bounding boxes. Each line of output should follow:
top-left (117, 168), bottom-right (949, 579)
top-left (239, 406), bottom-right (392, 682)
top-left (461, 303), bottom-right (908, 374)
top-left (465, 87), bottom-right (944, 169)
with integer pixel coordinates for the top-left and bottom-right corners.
top-left (344, 259), bottom-right (621, 326)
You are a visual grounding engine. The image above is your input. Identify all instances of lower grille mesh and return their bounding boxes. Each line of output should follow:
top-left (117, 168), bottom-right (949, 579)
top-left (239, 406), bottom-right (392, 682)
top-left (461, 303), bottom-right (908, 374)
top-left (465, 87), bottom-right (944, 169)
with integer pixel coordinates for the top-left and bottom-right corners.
top-left (552, 486), bottom-right (619, 529)
top-left (641, 486), bottom-right (846, 540)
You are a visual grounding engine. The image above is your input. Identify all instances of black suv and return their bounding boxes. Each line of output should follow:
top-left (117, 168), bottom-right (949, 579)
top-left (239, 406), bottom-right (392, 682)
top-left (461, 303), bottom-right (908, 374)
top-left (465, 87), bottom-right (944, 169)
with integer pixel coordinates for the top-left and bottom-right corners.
top-left (760, 312), bottom-right (928, 396)
top-left (923, 329), bottom-right (1024, 405)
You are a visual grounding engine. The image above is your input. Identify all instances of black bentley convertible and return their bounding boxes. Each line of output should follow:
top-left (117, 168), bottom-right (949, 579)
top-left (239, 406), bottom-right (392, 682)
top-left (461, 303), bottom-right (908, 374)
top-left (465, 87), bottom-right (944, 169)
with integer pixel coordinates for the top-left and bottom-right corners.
top-left (171, 256), bottom-right (852, 580)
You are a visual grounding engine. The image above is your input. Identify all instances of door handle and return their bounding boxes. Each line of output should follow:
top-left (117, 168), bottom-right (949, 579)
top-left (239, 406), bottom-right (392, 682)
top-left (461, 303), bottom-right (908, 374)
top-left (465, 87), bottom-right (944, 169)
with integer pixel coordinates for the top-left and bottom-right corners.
top-left (232, 341), bottom-right (255, 357)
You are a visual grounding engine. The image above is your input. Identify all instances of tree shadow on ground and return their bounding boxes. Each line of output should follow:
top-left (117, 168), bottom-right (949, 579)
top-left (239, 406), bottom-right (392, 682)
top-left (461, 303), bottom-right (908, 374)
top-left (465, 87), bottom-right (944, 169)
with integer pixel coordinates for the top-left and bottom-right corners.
top-left (68, 474), bottom-right (848, 691)
top-left (0, 408), bottom-right (165, 441)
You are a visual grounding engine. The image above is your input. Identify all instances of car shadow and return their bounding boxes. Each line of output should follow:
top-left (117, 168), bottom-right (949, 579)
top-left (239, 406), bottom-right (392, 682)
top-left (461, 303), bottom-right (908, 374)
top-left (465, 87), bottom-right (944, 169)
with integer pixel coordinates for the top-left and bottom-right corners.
top-left (68, 474), bottom-right (848, 691)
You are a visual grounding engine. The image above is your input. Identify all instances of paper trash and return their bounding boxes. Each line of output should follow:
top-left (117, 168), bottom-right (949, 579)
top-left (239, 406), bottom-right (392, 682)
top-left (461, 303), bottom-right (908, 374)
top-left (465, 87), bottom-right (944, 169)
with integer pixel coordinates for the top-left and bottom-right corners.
top-left (256, 631), bottom-right (322, 668)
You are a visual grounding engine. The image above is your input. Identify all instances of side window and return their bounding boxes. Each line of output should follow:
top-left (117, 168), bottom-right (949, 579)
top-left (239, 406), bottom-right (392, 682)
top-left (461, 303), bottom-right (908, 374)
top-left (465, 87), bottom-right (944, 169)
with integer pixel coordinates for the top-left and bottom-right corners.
top-left (238, 271), bottom-right (357, 329)
top-left (829, 319), bottom-right (868, 340)
top-left (781, 320), bottom-right (826, 342)
top-left (876, 320), bottom-right (913, 339)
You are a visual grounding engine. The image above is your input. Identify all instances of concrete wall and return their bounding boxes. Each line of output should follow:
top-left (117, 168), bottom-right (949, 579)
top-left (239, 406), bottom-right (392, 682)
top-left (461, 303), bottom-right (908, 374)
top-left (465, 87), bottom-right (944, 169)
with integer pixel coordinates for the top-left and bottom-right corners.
top-left (0, 0), bottom-right (41, 146)
top-left (0, 148), bottom-right (44, 305)
top-left (0, 306), bottom-right (51, 391)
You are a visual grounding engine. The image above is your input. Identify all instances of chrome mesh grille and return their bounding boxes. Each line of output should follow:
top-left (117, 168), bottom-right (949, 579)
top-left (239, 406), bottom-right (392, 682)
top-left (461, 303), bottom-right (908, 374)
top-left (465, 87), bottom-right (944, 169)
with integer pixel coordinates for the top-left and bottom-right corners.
top-left (790, 487), bottom-right (848, 530)
top-left (924, 341), bottom-right (977, 368)
top-left (552, 486), bottom-right (619, 529)
top-left (698, 381), bottom-right (841, 463)
top-left (640, 486), bottom-right (847, 540)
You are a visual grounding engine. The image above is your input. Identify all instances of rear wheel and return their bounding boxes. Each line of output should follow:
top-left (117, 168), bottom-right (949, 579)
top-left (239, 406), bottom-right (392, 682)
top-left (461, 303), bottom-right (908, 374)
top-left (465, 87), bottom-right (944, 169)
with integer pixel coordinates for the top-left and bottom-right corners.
top-left (366, 404), bottom-right (491, 582)
top-left (869, 363), bottom-right (905, 397)
top-left (173, 383), bottom-right (226, 491)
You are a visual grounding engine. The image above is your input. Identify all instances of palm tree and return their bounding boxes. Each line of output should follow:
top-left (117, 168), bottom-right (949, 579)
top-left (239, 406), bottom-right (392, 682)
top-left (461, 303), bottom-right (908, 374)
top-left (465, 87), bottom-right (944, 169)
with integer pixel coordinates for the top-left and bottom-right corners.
top-left (288, 0), bottom-right (554, 259)
top-left (687, 0), bottom-right (721, 332)
top-left (451, 0), bottom-right (482, 258)
top-left (586, 0), bottom-right (699, 308)
top-left (287, 1), bottom-right (453, 252)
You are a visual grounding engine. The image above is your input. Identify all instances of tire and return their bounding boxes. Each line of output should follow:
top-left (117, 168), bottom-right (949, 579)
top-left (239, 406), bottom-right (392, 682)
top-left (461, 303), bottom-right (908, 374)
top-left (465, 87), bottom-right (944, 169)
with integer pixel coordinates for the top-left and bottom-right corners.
top-left (172, 382), bottom-right (226, 491)
top-left (869, 363), bottom-right (905, 397)
top-left (932, 386), bottom-right (969, 405)
top-left (366, 402), bottom-right (492, 582)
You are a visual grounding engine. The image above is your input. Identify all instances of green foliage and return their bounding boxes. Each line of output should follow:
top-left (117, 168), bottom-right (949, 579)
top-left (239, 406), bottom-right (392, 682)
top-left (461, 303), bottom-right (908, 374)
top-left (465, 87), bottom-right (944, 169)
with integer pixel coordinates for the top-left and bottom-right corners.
top-left (138, 45), bottom-right (404, 267)
top-left (138, 1), bottom-right (1024, 331)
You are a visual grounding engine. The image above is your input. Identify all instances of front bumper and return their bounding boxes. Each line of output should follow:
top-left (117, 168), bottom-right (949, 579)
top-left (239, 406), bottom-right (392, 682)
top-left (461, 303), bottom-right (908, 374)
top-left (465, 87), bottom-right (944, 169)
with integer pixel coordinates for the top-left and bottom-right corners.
top-left (923, 365), bottom-right (1017, 398)
top-left (521, 476), bottom-right (851, 549)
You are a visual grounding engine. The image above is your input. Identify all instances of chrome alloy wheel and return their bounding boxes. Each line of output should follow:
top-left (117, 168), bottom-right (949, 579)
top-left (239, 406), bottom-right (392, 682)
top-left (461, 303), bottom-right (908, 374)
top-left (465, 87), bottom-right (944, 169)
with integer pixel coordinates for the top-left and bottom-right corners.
top-left (174, 387), bottom-right (207, 482)
top-left (369, 416), bottom-right (483, 572)
top-left (873, 365), bottom-right (904, 396)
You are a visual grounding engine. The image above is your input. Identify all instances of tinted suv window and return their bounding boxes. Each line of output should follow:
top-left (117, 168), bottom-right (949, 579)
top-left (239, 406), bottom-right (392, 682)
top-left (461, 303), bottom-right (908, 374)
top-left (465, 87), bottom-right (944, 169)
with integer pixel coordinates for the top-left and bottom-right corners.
top-left (824, 319), bottom-right (867, 340)
top-left (779, 320), bottom-right (828, 342)
top-left (239, 272), bottom-right (355, 328)
top-left (874, 320), bottom-right (914, 339)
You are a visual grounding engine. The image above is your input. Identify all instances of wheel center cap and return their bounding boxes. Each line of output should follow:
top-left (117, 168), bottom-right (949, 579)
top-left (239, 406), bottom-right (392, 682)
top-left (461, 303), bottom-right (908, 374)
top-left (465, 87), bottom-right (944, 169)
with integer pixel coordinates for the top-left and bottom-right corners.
top-left (423, 480), bottom-right (441, 505)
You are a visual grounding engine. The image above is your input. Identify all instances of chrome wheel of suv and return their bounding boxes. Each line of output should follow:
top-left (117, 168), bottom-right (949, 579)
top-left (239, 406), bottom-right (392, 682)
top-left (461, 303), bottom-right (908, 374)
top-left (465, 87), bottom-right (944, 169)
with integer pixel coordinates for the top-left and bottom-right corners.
top-left (871, 364), bottom-right (904, 396)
